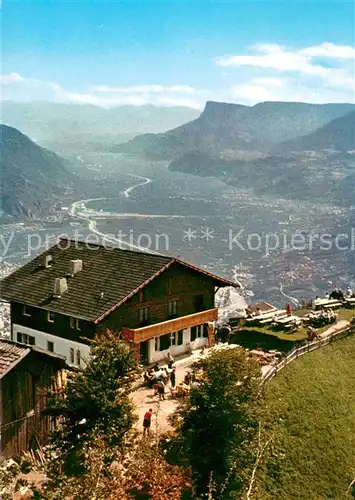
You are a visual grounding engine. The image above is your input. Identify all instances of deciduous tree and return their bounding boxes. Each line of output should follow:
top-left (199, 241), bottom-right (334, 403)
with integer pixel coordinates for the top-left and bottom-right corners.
top-left (170, 348), bottom-right (262, 498)
top-left (45, 333), bottom-right (137, 477)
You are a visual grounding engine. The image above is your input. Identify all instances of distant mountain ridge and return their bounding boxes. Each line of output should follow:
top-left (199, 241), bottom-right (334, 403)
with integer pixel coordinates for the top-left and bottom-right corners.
top-left (167, 108), bottom-right (355, 206)
top-left (115, 100), bottom-right (354, 158)
top-left (1, 124), bottom-right (72, 218)
top-left (1, 101), bottom-right (200, 146)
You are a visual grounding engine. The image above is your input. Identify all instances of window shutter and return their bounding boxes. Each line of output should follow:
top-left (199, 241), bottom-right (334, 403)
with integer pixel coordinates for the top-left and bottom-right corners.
top-left (160, 333), bottom-right (171, 351)
top-left (178, 330), bottom-right (184, 345)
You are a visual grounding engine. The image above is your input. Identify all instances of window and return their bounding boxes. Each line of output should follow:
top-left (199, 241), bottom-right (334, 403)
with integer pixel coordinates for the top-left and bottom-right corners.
top-left (154, 330), bottom-right (184, 351)
top-left (70, 317), bottom-right (81, 330)
top-left (178, 330), bottom-right (184, 346)
top-left (168, 300), bottom-right (178, 318)
top-left (69, 348), bottom-right (75, 364)
top-left (191, 325), bottom-right (204, 342)
top-left (22, 305), bottom-right (31, 317)
top-left (159, 333), bottom-right (171, 351)
top-left (17, 332), bottom-right (35, 345)
top-left (76, 349), bottom-right (81, 366)
top-left (139, 307), bottom-right (149, 325)
top-left (47, 341), bottom-right (54, 352)
top-left (170, 331), bottom-right (177, 346)
top-left (47, 311), bottom-right (55, 323)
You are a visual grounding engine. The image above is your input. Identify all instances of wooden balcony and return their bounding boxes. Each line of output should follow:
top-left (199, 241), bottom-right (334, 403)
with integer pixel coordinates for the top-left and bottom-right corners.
top-left (121, 308), bottom-right (218, 343)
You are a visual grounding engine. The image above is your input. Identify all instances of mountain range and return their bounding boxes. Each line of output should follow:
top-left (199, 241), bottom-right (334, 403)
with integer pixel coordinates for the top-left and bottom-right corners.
top-left (1, 101), bottom-right (199, 151)
top-left (115, 101), bottom-right (354, 158)
top-left (2, 101), bottom-right (354, 220)
top-left (0, 124), bottom-right (72, 218)
top-left (115, 101), bottom-right (355, 206)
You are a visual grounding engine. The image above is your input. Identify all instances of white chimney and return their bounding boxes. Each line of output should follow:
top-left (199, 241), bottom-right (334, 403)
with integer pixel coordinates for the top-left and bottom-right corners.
top-left (40, 254), bottom-right (53, 268)
top-left (68, 259), bottom-right (83, 277)
top-left (54, 278), bottom-right (68, 298)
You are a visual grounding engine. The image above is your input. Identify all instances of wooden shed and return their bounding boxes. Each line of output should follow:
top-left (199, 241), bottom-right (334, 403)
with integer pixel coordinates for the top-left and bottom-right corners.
top-left (0, 339), bottom-right (66, 458)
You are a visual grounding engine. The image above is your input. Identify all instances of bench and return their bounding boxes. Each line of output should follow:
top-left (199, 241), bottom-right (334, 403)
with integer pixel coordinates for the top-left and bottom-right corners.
top-left (322, 301), bottom-right (342, 309)
top-left (259, 317), bottom-right (274, 325)
top-left (314, 299), bottom-right (342, 309)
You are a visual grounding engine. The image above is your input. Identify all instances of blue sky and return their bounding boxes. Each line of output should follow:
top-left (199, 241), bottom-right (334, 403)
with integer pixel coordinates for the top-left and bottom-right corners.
top-left (2, 0), bottom-right (354, 107)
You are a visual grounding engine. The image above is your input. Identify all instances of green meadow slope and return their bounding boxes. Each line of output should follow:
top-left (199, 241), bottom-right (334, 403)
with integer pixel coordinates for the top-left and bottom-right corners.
top-left (260, 333), bottom-right (355, 500)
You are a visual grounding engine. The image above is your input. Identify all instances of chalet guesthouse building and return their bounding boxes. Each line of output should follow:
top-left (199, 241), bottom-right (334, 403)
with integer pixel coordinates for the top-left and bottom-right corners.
top-left (0, 238), bottom-right (239, 366)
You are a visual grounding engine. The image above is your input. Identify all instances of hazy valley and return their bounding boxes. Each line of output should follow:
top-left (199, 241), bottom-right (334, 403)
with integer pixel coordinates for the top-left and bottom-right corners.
top-left (1, 100), bottom-right (354, 310)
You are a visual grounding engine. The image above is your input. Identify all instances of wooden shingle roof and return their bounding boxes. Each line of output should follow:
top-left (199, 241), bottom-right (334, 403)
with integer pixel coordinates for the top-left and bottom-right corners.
top-left (0, 340), bottom-right (67, 379)
top-left (0, 238), bottom-right (239, 323)
top-left (0, 340), bottom-right (30, 378)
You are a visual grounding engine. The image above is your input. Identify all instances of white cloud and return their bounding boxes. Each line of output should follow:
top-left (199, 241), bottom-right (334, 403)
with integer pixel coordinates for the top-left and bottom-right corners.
top-left (0, 73), bottom-right (202, 108)
top-left (218, 42), bottom-right (354, 105)
top-left (216, 43), bottom-right (329, 76)
top-left (1, 72), bottom-right (26, 84)
top-left (92, 84), bottom-right (197, 94)
top-left (231, 76), bottom-right (353, 105)
top-left (216, 43), bottom-right (354, 88)
top-left (301, 42), bottom-right (355, 59)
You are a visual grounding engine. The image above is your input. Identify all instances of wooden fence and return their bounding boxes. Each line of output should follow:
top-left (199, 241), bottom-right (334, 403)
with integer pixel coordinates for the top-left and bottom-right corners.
top-left (261, 323), bottom-right (353, 385)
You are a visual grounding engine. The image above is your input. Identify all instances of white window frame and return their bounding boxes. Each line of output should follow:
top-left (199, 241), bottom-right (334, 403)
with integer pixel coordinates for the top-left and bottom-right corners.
top-left (70, 317), bottom-right (81, 330)
top-left (47, 311), bottom-right (55, 323)
top-left (196, 325), bottom-right (204, 338)
top-left (17, 332), bottom-right (35, 346)
top-left (22, 305), bottom-right (31, 317)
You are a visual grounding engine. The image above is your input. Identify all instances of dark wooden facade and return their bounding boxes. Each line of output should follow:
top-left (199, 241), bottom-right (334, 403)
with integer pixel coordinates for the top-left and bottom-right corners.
top-left (11, 263), bottom-right (216, 344)
top-left (0, 347), bottom-right (66, 458)
top-left (99, 262), bottom-right (216, 333)
top-left (11, 302), bottom-right (95, 344)
top-left (2, 239), bottom-right (238, 365)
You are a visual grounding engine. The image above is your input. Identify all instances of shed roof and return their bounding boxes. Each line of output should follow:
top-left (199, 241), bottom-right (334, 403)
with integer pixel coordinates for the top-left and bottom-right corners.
top-left (0, 339), bottom-right (66, 379)
top-left (0, 341), bottom-right (30, 379)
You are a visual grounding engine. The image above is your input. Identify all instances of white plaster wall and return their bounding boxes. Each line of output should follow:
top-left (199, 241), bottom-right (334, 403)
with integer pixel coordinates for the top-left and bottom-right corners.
top-left (12, 324), bottom-right (90, 367)
top-left (147, 327), bottom-right (208, 364)
top-left (190, 336), bottom-right (208, 350)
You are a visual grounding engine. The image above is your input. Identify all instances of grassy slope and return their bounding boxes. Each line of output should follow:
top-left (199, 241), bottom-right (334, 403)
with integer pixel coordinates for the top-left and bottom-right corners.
top-left (259, 333), bottom-right (355, 499)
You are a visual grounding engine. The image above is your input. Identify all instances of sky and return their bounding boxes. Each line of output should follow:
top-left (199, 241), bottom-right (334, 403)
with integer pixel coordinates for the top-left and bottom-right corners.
top-left (1, 0), bottom-right (355, 108)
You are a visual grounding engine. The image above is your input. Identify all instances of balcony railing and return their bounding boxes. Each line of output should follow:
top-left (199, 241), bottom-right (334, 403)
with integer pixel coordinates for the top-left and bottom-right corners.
top-left (121, 308), bottom-right (218, 343)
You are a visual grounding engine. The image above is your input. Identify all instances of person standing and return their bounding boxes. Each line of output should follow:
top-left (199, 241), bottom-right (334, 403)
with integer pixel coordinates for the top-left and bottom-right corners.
top-left (170, 367), bottom-right (176, 388)
top-left (157, 380), bottom-right (165, 400)
top-left (143, 408), bottom-right (153, 436)
top-left (166, 351), bottom-right (174, 368)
